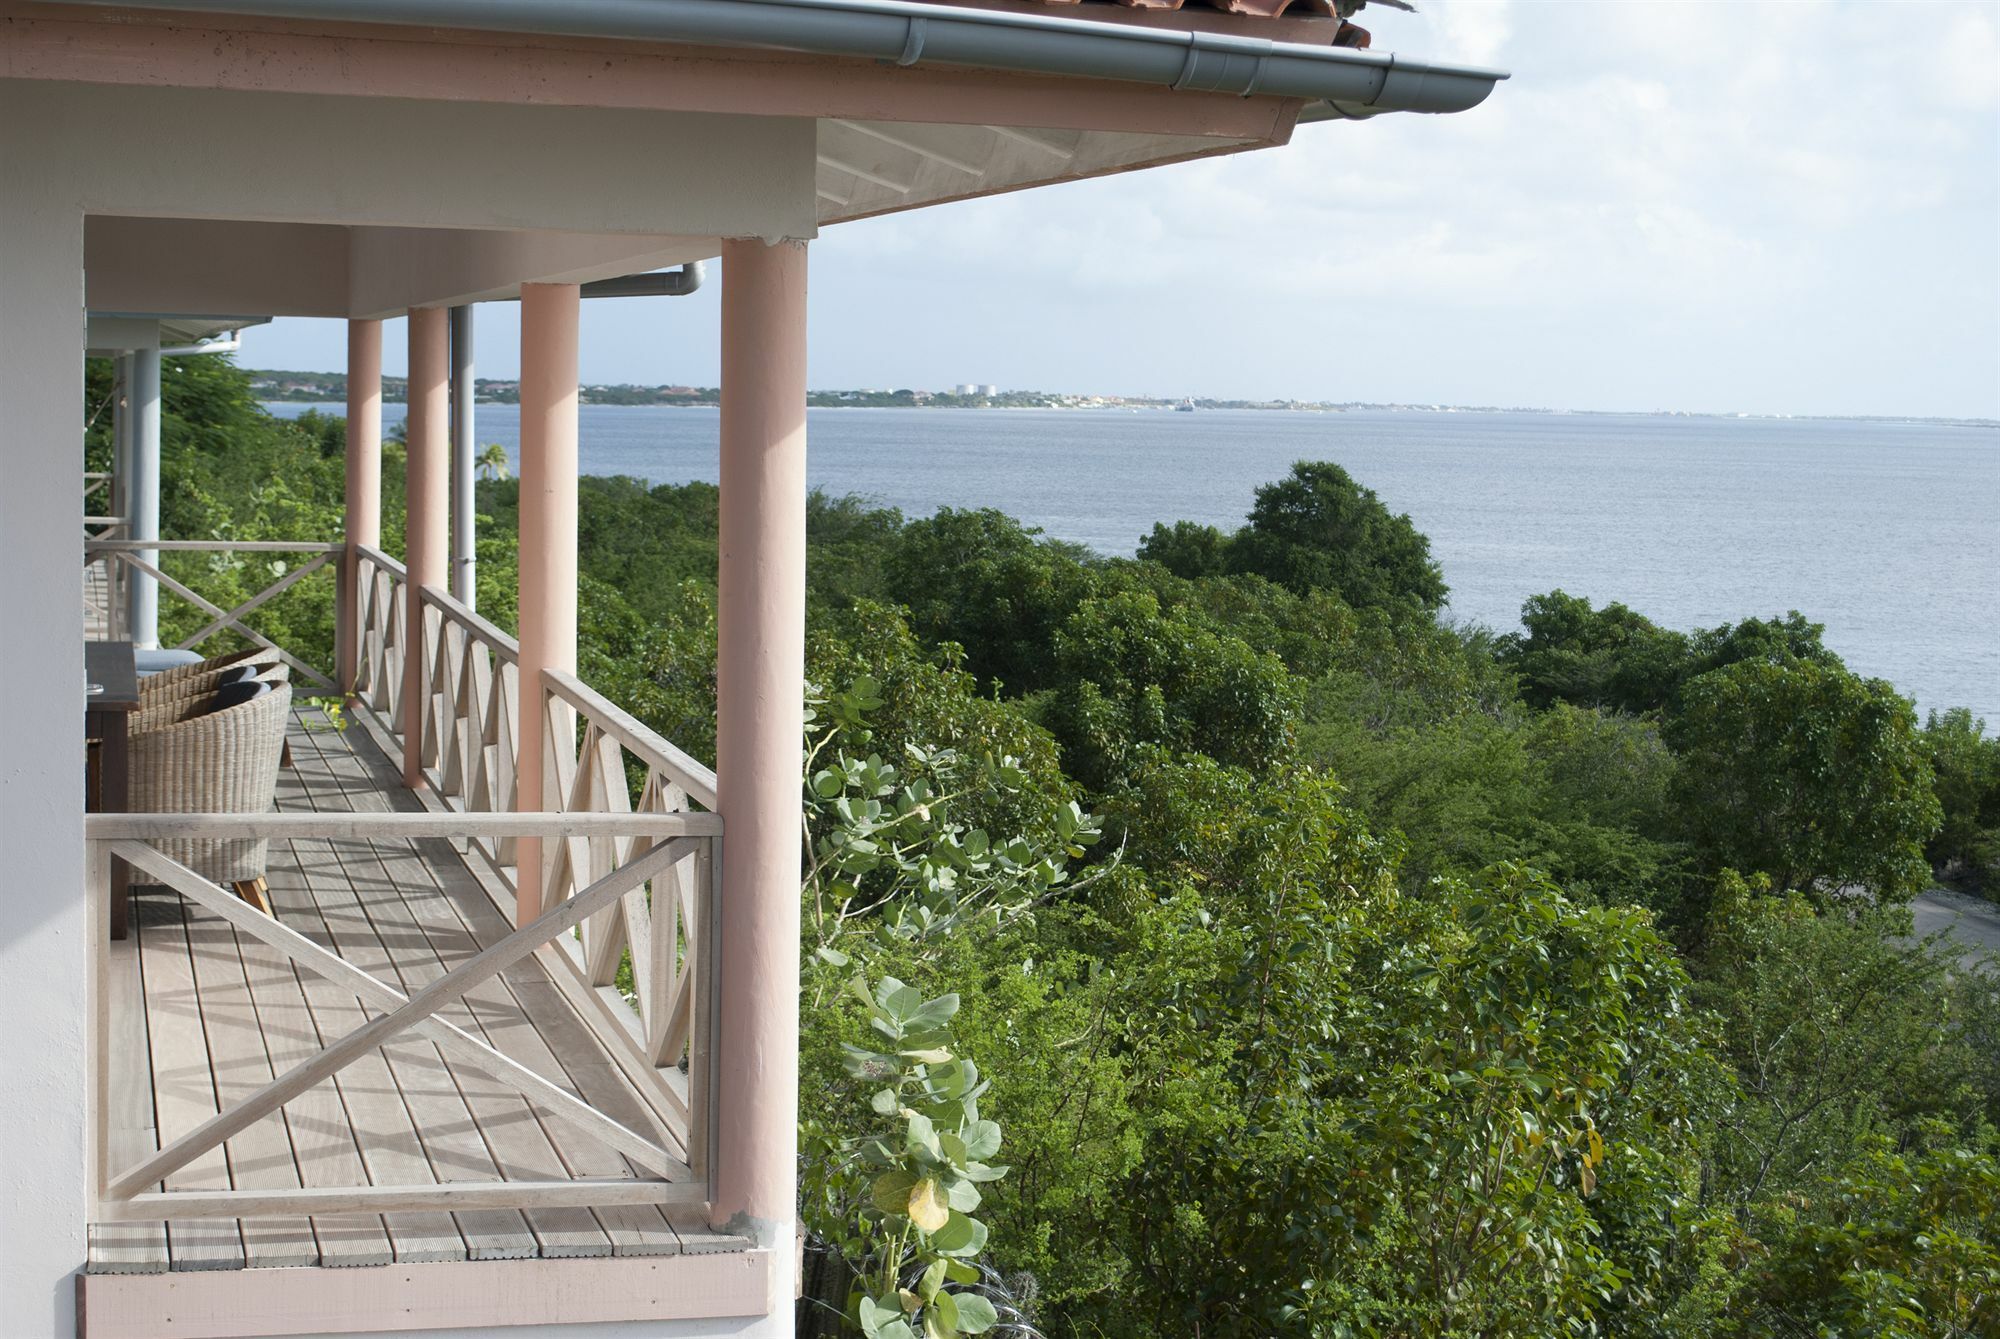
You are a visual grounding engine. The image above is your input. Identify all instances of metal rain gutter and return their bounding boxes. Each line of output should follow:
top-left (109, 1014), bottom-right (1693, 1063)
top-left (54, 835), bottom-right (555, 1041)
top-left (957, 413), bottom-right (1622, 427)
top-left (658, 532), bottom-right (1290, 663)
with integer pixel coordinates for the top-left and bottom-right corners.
top-left (77, 0), bottom-right (1508, 115)
top-left (581, 262), bottom-right (706, 300)
top-left (487, 262), bottom-right (708, 302)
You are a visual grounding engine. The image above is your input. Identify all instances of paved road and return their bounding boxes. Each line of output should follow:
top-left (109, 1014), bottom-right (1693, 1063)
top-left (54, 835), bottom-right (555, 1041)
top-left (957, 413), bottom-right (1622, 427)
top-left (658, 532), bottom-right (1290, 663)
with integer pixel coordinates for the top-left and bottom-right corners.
top-left (1913, 889), bottom-right (2000, 970)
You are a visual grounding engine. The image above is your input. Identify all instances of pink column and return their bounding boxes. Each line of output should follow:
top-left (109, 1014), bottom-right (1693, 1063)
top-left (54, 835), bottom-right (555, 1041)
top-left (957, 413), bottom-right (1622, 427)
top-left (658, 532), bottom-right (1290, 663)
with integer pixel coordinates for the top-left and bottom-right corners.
top-left (513, 282), bottom-right (581, 926)
top-left (403, 307), bottom-right (450, 788)
top-left (339, 319), bottom-right (382, 694)
top-left (712, 238), bottom-right (808, 1272)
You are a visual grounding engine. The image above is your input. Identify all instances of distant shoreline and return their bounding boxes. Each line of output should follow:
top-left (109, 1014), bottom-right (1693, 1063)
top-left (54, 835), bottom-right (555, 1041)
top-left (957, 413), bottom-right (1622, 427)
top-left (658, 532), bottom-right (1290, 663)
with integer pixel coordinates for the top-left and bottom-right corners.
top-left (255, 390), bottom-right (1998, 433)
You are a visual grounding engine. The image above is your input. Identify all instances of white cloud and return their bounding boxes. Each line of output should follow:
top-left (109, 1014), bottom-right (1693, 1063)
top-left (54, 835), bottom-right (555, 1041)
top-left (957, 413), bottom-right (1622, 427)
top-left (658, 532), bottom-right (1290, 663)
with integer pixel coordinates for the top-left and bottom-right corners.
top-left (246, 1), bottom-right (1999, 417)
top-left (1417, 0), bottom-right (1513, 68)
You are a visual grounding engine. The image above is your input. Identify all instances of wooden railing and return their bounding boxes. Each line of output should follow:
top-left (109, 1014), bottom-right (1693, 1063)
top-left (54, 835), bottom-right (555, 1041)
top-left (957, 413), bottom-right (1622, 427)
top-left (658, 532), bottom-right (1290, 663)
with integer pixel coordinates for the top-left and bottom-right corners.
top-left (349, 543), bottom-right (721, 1177)
top-left (84, 513), bottom-right (130, 640)
top-left (86, 811), bottom-right (716, 1222)
top-left (85, 538), bottom-right (341, 690)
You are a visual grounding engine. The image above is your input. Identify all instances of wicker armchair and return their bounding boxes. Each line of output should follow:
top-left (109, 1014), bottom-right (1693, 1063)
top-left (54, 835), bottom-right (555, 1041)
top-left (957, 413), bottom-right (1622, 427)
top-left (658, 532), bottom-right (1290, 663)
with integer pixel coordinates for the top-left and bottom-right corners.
top-left (134, 663), bottom-right (290, 733)
top-left (139, 646), bottom-right (282, 697)
top-left (128, 680), bottom-right (293, 912)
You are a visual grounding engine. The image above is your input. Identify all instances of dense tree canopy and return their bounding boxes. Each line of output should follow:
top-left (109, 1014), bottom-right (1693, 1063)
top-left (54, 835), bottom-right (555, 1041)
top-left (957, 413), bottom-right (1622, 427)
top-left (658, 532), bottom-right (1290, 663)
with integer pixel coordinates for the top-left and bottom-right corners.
top-left (1226, 461), bottom-right (1448, 611)
top-left (1668, 659), bottom-right (1940, 903)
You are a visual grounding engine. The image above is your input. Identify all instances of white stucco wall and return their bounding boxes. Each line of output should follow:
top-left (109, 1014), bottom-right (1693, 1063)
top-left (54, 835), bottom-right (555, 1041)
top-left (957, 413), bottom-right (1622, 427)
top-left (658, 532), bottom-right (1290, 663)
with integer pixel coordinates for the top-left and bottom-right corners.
top-left (0, 128), bottom-right (88, 1339)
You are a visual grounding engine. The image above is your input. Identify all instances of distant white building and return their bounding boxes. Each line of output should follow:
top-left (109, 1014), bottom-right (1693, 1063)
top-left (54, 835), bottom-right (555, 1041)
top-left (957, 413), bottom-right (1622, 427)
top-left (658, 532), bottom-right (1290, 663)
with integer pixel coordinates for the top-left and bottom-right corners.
top-left (954, 382), bottom-right (977, 395)
top-left (978, 383), bottom-right (998, 397)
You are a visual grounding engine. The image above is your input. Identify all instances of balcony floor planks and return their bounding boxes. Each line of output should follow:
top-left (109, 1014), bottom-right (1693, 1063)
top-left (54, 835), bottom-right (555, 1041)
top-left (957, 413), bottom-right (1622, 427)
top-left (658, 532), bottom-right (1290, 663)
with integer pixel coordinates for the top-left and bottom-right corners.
top-left (292, 720), bottom-right (614, 1260)
top-left (134, 897), bottom-right (246, 1270)
top-left (88, 930), bottom-right (168, 1273)
top-left (89, 709), bottom-right (705, 1273)
top-left (328, 711), bottom-right (689, 1257)
top-left (281, 730), bottom-right (538, 1261)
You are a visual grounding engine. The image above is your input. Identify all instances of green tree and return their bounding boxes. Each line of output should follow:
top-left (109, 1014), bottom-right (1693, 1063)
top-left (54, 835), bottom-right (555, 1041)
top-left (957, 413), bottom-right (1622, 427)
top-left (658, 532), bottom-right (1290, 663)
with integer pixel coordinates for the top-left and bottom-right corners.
top-left (1091, 772), bottom-right (1723, 1338)
top-left (1667, 660), bottom-right (1940, 902)
top-left (1225, 461), bottom-right (1447, 611)
top-left (1040, 590), bottom-right (1300, 789)
top-left (1684, 609), bottom-right (1840, 682)
top-left (1695, 874), bottom-right (1984, 1215)
top-left (1135, 519), bottom-right (1230, 579)
top-left (476, 440), bottom-right (510, 480)
top-left (882, 508), bottom-right (1098, 694)
top-left (1729, 1126), bottom-right (2000, 1339)
top-left (1500, 589), bottom-right (1691, 714)
top-left (1922, 707), bottom-right (2000, 890)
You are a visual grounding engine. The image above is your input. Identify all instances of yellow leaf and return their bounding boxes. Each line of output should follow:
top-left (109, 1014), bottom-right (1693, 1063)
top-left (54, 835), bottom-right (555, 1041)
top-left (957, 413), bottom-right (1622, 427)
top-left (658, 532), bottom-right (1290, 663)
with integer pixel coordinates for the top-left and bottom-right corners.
top-left (908, 1177), bottom-right (950, 1233)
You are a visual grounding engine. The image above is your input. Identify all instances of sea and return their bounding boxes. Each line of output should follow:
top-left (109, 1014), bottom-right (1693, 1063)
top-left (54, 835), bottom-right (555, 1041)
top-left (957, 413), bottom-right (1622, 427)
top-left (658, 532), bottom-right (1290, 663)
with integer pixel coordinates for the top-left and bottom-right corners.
top-left (267, 403), bottom-right (2000, 726)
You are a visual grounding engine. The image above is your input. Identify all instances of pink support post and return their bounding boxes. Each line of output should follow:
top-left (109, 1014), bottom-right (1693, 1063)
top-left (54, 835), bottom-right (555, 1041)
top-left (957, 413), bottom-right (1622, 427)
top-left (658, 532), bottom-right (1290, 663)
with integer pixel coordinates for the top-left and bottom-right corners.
top-left (403, 306), bottom-right (450, 788)
top-left (339, 319), bottom-right (382, 695)
top-left (513, 282), bottom-right (580, 927)
top-left (712, 238), bottom-right (808, 1285)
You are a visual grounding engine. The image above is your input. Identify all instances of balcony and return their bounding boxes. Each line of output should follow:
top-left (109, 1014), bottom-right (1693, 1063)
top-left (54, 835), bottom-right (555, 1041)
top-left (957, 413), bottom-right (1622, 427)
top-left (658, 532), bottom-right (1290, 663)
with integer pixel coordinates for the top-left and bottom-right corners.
top-left (78, 546), bottom-right (774, 1336)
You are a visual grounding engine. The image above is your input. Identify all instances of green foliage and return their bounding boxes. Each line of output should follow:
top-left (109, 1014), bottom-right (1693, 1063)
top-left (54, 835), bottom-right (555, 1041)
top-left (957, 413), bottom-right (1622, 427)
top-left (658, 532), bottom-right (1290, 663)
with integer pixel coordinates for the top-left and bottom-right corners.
top-left (476, 441), bottom-right (509, 480)
top-left (1683, 609), bottom-right (1840, 682)
top-left (1726, 1123), bottom-right (2000, 1338)
top-left (1225, 460), bottom-right (1447, 611)
top-left (1501, 590), bottom-right (1692, 715)
top-left (805, 978), bottom-right (1009, 1339)
top-left (1500, 594), bottom-right (1842, 719)
top-left (1668, 660), bottom-right (1941, 902)
top-left (1040, 590), bottom-right (1300, 790)
top-left (1089, 771), bottom-right (1723, 1338)
top-left (1135, 519), bottom-right (1230, 579)
top-left (85, 355), bottom-right (356, 673)
top-left (802, 675), bottom-right (1101, 969)
top-left (882, 508), bottom-right (1097, 694)
top-left (1923, 706), bottom-right (2000, 891)
top-left (1695, 872), bottom-right (1995, 1217)
top-left (154, 394), bottom-right (1999, 1339)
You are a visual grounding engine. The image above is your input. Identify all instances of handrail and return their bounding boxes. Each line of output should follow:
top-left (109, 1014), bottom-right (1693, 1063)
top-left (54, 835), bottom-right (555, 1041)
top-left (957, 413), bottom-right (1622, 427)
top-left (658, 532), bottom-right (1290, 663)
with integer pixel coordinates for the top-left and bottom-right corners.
top-left (88, 538), bottom-right (341, 553)
top-left (544, 667), bottom-right (718, 812)
top-left (84, 537), bottom-right (341, 688)
top-left (353, 542), bottom-right (406, 577)
top-left (347, 545), bottom-right (721, 1194)
top-left (420, 580), bottom-right (520, 666)
top-left (87, 810), bottom-right (718, 840)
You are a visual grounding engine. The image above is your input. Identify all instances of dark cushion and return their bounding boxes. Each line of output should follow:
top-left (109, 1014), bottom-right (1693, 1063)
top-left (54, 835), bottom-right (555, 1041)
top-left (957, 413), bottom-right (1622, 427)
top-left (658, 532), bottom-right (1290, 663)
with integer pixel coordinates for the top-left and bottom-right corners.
top-left (207, 678), bottom-right (273, 715)
top-left (215, 663), bottom-right (263, 687)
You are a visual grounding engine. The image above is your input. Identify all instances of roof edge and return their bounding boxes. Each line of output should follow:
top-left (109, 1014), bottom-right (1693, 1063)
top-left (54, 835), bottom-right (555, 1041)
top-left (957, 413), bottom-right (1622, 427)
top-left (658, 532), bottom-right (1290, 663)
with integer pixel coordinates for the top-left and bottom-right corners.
top-left (65, 0), bottom-right (1508, 115)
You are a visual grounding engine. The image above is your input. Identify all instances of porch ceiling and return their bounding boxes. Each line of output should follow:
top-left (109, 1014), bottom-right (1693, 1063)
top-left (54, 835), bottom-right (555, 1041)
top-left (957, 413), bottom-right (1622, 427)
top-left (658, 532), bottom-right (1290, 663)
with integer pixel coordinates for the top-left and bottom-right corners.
top-left (17, 0), bottom-right (1500, 316)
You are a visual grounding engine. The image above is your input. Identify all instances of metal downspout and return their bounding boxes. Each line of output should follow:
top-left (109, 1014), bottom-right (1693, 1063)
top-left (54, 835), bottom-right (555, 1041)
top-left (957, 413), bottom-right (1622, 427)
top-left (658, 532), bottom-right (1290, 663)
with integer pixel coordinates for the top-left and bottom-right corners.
top-left (450, 305), bottom-right (477, 609)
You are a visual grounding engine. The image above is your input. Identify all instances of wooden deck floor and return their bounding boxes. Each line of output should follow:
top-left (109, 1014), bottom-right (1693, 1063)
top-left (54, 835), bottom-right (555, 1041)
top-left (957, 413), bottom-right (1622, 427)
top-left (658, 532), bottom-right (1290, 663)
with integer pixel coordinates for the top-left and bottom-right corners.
top-left (90, 707), bottom-right (745, 1273)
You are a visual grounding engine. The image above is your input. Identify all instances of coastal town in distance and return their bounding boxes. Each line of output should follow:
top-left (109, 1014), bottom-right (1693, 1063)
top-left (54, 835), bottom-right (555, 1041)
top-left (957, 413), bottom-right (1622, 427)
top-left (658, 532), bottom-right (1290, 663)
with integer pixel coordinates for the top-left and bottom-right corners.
top-left (247, 369), bottom-right (1994, 426)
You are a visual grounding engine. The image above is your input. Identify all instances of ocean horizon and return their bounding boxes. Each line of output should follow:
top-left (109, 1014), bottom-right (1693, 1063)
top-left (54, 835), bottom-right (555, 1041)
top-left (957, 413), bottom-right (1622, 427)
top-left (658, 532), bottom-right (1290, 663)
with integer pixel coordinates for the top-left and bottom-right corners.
top-left (268, 401), bottom-right (2000, 727)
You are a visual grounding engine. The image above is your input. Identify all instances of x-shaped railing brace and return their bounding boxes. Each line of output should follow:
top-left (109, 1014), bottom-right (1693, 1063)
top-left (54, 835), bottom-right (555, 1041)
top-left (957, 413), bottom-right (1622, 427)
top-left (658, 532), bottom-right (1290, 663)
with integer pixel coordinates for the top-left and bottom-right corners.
top-left (105, 835), bottom-right (693, 1203)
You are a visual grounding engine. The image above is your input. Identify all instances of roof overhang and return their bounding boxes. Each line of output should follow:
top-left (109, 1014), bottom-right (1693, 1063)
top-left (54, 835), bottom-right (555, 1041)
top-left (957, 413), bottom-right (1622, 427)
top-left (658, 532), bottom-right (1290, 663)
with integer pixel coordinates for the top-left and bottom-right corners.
top-left (61, 0), bottom-right (1508, 117)
top-left (85, 313), bottom-right (271, 356)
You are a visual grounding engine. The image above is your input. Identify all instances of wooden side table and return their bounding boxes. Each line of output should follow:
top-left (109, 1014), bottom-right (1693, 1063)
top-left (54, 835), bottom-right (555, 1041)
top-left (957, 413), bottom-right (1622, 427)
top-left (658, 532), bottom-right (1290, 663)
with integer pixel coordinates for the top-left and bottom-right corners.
top-left (86, 640), bottom-right (140, 939)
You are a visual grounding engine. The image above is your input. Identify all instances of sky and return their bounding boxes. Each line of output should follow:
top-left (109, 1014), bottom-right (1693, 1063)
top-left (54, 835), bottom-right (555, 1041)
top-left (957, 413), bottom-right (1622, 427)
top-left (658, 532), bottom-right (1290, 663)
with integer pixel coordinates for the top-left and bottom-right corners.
top-left (238, 0), bottom-right (2000, 421)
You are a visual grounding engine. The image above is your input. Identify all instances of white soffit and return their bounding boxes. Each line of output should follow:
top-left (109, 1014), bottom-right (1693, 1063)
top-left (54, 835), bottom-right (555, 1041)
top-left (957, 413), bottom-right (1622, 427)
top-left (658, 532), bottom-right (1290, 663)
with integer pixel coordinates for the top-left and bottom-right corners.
top-left (815, 119), bottom-right (1246, 223)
